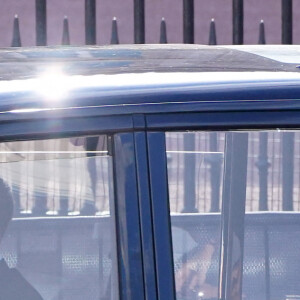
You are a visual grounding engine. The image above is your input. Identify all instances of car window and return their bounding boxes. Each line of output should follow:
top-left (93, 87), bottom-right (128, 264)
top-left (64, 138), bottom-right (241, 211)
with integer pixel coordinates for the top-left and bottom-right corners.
top-left (166, 130), bottom-right (300, 300)
top-left (166, 132), bottom-right (225, 300)
top-left (0, 135), bottom-right (119, 300)
top-left (244, 130), bottom-right (300, 300)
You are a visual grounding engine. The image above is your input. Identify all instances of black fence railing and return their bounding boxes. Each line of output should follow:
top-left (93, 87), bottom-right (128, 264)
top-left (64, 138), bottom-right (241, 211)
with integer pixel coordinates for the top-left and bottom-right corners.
top-left (9, 0), bottom-right (295, 47)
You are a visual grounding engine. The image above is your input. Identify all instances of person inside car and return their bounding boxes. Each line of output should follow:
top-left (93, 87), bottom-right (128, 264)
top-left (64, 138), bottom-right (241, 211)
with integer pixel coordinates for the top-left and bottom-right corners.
top-left (0, 178), bottom-right (43, 300)
top-left (175, 238), bottom-right (218, 300)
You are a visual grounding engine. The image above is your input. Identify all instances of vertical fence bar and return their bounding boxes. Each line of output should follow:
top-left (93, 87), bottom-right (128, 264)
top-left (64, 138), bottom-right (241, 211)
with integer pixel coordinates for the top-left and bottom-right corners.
top-left (134, 0), bottom-right (145, 43)
top-left (232, 0), bottom-right (243, 44)
top-left (62, 16), bottom-right (70, 45)
top-left (208, 19), bottom-right (217, 45)
top-left (85, 0), bottom-right (96, 45)
top-left (282, 0), bottom-right (293, 44)
top-left (111, 17), bottom-right (119, 45)
top-left (160, 18), bottom-right (167, 44)
top-left (182, 133), bottom-right (197, 213)
top-left (183, 0), bottom-right (194, 43)
top-left (209, 132), bottom-right (222, 212)
top-left (256, 132), bottom-right (269, 211)
top-left (36, 0), bottom-right (47, 46)
top-left (282, 132), bottom-right (295, 211)
top-left (258, 20), bottom-right (266, 44)
top-left (11, 15), bottom-right (22, 47)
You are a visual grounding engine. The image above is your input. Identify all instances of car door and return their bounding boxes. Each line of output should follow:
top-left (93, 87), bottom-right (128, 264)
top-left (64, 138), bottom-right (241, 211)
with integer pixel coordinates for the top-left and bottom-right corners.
top-left (0, 110), bottom-right (146, 300)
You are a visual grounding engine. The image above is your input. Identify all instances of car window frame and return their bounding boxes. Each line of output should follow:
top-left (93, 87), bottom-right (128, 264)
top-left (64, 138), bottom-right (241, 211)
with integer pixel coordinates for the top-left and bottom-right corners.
top-left (145, 108), bottom-right (300, 300)
top-left (0, 111), bottom-right (147, 300)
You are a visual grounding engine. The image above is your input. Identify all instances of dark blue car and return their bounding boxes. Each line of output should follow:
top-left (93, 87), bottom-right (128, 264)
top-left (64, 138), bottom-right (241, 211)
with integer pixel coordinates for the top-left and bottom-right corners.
top-left (0, 44), bottom-right (299, 300)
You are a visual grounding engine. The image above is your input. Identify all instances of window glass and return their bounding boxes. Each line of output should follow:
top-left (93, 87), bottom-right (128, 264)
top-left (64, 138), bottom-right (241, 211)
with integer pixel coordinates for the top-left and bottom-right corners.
top-left (0, 136), bottom-right (118, 300)
top-left (166, 132), bottom-right (225, 300)
top-left (244, 130), bottom-right (300, 300)
top-left (167, 130), bottom-right (300, 300)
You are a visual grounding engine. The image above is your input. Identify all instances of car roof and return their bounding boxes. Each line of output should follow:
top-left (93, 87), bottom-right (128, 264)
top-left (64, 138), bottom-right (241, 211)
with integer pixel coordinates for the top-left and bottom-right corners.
top-left (0, 44), bottom-right (299, 80)
top-left (1, 44), bottom-right (300, 116)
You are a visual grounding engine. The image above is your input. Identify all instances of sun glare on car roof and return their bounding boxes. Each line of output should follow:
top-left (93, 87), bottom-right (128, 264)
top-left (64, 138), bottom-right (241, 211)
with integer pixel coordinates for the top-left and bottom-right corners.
top-left (35, 66), bottom-right (70, 101)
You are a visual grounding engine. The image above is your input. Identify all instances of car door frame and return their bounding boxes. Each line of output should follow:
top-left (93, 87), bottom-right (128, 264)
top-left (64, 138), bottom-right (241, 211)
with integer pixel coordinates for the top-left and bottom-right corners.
top-left (144, 107), bottom-right (300, 300)
top-left (0, 110), bottom-right (147, 300)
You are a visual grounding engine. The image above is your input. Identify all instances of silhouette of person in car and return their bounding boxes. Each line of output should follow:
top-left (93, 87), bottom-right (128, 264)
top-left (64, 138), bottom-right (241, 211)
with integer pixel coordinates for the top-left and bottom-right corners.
top-left (0, 179), bottom-right (42, 300)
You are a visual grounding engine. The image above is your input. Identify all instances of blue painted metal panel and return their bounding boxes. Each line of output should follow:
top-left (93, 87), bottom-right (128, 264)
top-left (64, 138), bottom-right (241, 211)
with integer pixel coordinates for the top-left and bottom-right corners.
top-left (134, 131), bottom-right (158, 300)
top-left (0, 115), bottom-right (133, 141)
top-left (1, 70), bottom-right (300, 118)
top-left (2, 81), bottom-right (300, 116)
top-left (113, 133), bottom-right (145, 300)
top-left (147, 132), bottom-right (176, 300)
top-left (146, 110), bottom-right (300, 130)
top-left (3, 98), bottom-right (300, 124)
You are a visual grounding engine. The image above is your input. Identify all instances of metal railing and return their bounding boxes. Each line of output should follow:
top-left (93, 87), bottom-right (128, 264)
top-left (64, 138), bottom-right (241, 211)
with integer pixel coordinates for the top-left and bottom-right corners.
top-left (9, 0), bottom-right (295, 47)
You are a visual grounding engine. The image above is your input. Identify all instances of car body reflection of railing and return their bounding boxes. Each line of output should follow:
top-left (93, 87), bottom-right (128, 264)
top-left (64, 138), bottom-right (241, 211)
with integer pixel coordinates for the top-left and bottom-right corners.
top-left (2, 131), bottom-right (299, 218)
top-left (0, 136), bottom-right (113, 218)
top-left (167, 131), bottom-right (300, 214)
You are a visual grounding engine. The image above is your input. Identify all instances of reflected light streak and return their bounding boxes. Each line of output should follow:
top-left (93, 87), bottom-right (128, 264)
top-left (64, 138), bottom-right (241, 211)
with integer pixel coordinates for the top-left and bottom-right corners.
top-left (10, 108), bottom-right (50, 113)
top-left (1, 70), bottom-right (300, 105)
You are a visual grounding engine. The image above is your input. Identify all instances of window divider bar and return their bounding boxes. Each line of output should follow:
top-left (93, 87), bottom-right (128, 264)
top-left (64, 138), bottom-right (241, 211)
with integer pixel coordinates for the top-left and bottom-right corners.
top-left (219, 132), bottom-right (248, 300)
top-left (147, 132), bottom-right (176, 300)
top-left (134, 131), bottom-right (158, 300)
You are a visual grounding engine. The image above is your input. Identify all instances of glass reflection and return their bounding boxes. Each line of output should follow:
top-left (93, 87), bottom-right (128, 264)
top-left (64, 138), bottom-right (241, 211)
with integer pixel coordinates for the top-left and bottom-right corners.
top-left (166, 132), bottom-right (225, 300)
top-left (0, 136), bottom-right (118, 300)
